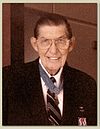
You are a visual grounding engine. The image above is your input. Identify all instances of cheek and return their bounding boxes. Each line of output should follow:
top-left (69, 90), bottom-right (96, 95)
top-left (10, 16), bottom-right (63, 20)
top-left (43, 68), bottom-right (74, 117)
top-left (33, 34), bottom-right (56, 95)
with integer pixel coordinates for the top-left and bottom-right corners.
top-left (61, 53), bottom-right (68, 65)
top-left (37, 47), bottom-right (46, 57)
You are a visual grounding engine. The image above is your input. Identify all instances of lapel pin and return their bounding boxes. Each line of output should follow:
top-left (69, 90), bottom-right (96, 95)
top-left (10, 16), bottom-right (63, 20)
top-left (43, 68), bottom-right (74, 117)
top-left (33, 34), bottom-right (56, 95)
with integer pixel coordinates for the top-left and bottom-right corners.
top-left (78, 106), bottom-right (87, 126)
top-left (78, 117), bottom-right (87, 126)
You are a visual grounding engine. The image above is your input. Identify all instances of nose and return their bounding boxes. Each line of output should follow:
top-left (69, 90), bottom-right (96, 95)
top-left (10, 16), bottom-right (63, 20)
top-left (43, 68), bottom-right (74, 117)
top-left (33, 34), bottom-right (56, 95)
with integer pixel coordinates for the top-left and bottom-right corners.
top-left (49, 40), bottom-right (58, 54)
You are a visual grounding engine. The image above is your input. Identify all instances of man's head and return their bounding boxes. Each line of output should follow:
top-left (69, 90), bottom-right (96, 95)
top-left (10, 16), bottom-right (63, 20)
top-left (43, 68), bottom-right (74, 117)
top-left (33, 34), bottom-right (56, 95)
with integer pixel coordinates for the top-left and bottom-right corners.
top-left (31, 13), bottom-right (75, 75)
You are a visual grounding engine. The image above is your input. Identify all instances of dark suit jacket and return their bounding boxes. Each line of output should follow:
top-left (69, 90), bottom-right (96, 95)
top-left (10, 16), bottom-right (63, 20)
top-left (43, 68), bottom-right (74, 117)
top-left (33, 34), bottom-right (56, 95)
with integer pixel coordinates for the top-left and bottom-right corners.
top-left (2, 59), bottom-right (97, 125)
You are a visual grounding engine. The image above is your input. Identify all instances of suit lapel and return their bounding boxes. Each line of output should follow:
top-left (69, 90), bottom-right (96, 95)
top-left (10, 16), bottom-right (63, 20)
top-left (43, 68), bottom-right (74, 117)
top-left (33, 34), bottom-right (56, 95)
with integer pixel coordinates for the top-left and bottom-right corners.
top-left (61, 64), bottom-right (77, 125)
top-left (22, 61), bottom-right (49, 124)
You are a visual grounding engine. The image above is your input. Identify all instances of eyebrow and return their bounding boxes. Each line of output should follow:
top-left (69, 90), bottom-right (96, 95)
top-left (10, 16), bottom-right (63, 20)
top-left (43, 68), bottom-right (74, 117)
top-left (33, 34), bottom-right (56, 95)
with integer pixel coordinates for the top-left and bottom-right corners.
top-left (38, 34), bottom-right (67, 39)
top-left (57, 34), bottom-right (67, 39)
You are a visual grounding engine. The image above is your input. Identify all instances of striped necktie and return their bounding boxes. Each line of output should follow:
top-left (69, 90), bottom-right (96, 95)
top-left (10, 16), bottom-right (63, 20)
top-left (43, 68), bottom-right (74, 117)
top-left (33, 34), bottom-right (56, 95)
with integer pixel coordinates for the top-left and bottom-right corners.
top-left (47, 77), bottom-right (62, 125)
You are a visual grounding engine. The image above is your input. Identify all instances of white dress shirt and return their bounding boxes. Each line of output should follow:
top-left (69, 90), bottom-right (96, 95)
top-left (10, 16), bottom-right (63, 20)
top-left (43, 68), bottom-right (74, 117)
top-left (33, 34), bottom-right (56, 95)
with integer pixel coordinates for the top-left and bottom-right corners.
top-left (39, 59), bottom-right (63, 115)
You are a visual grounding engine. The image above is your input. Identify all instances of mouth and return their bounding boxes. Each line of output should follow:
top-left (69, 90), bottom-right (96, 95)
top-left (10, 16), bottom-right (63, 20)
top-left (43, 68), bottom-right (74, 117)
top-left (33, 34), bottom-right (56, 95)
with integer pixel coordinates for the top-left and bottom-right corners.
top-left (48, 57), bottom-right (60, 61)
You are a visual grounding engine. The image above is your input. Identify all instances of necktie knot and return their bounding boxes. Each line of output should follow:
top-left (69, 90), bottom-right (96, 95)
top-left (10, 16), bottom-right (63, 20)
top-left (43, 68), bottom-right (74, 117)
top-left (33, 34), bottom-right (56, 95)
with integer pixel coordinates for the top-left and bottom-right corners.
top-left (50, 77), bottom-right (56, 83)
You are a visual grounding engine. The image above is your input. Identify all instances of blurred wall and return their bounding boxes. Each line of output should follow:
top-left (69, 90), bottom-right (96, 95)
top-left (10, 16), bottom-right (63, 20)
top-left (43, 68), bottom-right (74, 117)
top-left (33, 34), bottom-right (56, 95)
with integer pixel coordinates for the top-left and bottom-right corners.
top-left (2, 4), bottom-right (11, 66)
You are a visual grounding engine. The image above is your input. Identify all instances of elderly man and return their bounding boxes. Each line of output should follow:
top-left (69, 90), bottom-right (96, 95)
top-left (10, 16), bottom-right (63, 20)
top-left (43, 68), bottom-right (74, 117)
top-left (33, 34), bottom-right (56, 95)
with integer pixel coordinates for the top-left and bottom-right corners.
top-left (3, 13), bottom-right (97, 125)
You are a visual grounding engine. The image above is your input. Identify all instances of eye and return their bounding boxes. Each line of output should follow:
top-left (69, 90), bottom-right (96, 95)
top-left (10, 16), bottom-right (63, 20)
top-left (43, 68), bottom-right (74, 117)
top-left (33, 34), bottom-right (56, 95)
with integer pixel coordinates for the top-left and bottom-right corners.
top-left (42, 39), bottom-right (49, 43)
top-left (57, 38), bottom-right (64, 43)
top-left (40, 39), bottom-right (51, 47)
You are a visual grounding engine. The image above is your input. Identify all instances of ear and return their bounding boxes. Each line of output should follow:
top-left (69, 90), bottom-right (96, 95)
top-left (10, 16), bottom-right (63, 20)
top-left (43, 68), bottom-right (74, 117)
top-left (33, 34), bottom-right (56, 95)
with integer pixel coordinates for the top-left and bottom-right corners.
top-left (30, 37), bottom-right (38, 52)
top-left (68, 36), bottom-right (76, 52)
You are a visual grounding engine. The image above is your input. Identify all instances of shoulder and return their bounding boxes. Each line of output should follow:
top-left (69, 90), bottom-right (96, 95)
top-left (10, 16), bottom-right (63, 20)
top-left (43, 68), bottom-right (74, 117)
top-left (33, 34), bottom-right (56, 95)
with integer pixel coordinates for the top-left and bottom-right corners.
top-left (63, 64), bottom-right (97, 106)
top-left (3, 58), bottom-right (40, 93)
top-left (3, 58), bottom-right (40, 88)
top-left (3, 58), bottom-right (39, 75)
top-left (64, 64), bottom-right (96, 84)
top-left (63, 64), bottom-right (97, 95)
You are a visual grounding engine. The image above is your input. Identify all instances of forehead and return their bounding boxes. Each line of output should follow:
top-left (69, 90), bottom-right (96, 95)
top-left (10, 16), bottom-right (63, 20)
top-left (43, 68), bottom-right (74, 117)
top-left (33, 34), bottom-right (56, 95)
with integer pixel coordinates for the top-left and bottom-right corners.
top-left (38, 25), bottom-right (67, 39)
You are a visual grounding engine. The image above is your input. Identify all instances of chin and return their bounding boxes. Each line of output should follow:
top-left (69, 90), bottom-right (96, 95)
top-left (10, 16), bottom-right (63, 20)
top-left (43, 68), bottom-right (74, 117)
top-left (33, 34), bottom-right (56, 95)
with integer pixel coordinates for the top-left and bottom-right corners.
top-left (47, 65), bottom-right (60, 73)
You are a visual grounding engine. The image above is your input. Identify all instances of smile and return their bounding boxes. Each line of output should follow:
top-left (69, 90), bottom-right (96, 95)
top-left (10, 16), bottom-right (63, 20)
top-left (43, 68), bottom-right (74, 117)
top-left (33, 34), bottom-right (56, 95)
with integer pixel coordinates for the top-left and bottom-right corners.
top-left (50, 57), bottom-right (58, 60)
top-left (48, 57), bottom-right (60, 60)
